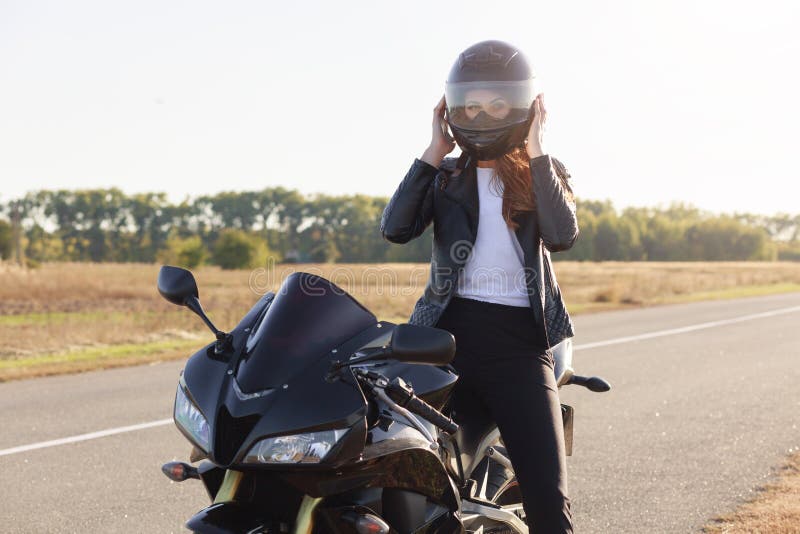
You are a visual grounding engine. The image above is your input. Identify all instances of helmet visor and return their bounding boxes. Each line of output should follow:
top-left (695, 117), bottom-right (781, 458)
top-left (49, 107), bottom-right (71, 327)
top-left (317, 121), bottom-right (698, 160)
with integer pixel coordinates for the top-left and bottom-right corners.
top-left (445, 80), bottom-right (536, 132)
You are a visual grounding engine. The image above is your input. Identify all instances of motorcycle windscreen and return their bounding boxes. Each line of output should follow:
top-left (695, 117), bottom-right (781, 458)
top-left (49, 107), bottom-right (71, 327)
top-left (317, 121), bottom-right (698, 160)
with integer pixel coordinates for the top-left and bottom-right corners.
top-left (236, 271), bottom-right (377, 393)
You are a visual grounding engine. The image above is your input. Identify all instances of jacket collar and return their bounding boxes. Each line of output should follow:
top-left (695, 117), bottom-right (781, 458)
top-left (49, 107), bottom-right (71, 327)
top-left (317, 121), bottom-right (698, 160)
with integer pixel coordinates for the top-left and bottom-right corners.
top-left (440, 160), bottom-right (478, 218)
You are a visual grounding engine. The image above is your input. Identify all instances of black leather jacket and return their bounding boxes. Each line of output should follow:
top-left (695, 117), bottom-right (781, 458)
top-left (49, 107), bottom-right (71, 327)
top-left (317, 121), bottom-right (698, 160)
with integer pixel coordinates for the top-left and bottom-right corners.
top-left (380, 154), bottom-right (578, 349)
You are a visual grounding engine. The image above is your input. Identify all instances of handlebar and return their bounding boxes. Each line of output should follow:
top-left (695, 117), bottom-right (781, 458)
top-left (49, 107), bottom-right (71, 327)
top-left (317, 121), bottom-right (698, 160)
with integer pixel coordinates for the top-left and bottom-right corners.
top-left (384, 377), bottom-right (459, 435)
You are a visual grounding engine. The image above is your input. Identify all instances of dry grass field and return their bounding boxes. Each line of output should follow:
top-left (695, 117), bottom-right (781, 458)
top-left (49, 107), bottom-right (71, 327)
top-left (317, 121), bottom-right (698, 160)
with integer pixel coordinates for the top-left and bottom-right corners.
top-left (1, 260), bottom-right (799, 380)
top-left (2, 260), bottom-right (799, 530)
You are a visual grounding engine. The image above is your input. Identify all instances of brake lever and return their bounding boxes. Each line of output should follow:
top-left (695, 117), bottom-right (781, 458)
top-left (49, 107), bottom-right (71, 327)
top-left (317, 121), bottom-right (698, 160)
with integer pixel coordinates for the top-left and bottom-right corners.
top-left (329, 346), bottom-right (391, 373)
top-left (326, 359), bottom-right (388, 384)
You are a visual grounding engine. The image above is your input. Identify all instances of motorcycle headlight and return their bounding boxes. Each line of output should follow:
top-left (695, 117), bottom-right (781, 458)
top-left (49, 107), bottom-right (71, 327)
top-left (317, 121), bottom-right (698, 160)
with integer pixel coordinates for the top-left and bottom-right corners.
top-left (174, 385), bottom-right (210, 452)
top-left (243, 428), bottom-right (349, 464)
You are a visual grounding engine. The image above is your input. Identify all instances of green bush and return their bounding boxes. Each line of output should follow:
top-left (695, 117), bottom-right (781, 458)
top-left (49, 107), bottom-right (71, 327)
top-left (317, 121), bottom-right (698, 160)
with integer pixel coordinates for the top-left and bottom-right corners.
top-left (686, 217), bottom-right (773, 261)
top-left (777, 241), bottom-right (800, 261)
top-left (157, 234), bottom-right (208, 269)
top-left (0, 220), bottom-right (12, 260)
top-left (211, 229), bottom-right (270, 270)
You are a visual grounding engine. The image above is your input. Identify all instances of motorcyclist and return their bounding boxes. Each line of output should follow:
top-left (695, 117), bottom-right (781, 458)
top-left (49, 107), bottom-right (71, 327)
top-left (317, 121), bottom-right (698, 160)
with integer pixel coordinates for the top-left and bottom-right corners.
top-left (381, 39), bottom-right (577, 532)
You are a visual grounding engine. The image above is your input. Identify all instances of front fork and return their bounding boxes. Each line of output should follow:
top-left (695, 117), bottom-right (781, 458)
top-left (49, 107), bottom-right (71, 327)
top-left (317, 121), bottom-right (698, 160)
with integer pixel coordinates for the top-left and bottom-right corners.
top-left (212, 469), bottom-right (243, 504)
top-left (212, 469), bottom-right (324, 534)
top-left (292, 495), bottom-right (324, 534)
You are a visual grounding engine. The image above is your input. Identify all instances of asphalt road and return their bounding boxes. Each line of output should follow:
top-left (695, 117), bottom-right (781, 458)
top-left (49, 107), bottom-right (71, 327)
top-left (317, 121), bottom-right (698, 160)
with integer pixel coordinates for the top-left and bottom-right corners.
top-left (1, 292), bottom-right (799, 533)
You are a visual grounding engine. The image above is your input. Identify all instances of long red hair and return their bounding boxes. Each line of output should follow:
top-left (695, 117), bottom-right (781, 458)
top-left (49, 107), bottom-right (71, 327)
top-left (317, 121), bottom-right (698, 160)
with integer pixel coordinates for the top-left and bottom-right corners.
top-left (490, 147), bottom-right (574, 230)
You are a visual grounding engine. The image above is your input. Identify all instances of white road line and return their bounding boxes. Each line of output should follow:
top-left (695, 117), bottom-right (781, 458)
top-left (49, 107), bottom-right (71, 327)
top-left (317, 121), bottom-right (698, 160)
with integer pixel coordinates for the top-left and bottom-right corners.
top-left (2, 303), bottom-right (800, 458)
top-left (0, 418), bottom-right (172, 458)
top-left (573, 304), bottom-right (800, 351)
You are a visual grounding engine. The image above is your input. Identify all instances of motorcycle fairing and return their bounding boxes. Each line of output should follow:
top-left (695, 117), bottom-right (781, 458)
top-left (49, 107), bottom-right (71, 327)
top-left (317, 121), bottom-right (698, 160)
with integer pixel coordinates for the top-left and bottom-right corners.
top-left (183, 322), bottom-right (392, 467)
top-left (280, 442), bottom-right (461, 511)
top-left (271, 409), bottom-right (461, 511)
top-left (235, 271), bottom-right (378, 393)
top-left (175, 271), bottom-right (462, 522)
top-left (179, 272), bottom-right (398, 467)
top-left (171, 289), bottom-right (279, 453)
top-left (377, 361), bottom-right (459, 410)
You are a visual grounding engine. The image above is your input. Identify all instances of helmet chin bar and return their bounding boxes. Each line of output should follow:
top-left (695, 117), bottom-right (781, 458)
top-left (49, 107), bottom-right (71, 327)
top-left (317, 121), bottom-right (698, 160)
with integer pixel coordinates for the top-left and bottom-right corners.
top-left (450, 120), bottom-right (531, 160)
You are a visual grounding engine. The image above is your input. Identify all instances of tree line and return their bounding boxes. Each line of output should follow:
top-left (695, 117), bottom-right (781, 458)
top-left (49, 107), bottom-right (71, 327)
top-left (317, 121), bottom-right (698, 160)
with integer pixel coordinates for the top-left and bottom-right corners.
top-left (0, 188), bottom-right (798, 269)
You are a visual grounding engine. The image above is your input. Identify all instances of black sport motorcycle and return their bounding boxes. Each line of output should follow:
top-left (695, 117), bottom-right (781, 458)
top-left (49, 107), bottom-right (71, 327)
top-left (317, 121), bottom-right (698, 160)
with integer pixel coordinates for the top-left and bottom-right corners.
top-left (158, 266), bottom-right (610, 533)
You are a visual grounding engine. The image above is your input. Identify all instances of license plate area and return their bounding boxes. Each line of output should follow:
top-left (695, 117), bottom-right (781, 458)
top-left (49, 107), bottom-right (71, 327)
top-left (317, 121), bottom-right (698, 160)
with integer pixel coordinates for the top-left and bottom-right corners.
top-left (561, 404), bottom-right (574, 456)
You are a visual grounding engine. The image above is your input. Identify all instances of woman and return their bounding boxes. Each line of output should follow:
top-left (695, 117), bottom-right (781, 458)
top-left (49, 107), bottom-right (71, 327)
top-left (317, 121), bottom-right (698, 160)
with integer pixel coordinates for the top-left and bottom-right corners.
top-left (381, 40), bottom-right (577, 532)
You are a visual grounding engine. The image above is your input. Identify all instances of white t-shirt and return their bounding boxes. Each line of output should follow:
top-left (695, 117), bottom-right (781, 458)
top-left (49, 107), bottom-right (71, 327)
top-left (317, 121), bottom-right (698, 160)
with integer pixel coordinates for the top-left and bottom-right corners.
top-left (454, 166), bottom-right (531, 307)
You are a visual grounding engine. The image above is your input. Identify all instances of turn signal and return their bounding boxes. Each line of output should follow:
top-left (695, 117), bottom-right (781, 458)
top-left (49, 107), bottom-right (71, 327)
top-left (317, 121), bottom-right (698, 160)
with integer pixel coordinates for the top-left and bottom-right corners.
top-left (161, 461), bottom-right (199, 481)
top-left (354, 514), bottom-right (390, 534)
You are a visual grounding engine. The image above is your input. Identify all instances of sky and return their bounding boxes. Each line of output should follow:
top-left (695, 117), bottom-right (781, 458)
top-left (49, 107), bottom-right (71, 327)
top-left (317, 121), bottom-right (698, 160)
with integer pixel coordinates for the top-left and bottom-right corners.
top-left (1, 0), bottom-right (799, 216)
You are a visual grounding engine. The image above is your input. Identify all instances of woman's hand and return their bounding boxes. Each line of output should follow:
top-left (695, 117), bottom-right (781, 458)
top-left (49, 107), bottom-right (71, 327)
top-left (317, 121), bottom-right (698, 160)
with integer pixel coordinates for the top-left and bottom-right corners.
top-left (421, 95), bottom-right (456, 168)
top-left (526, 93), bottom-right (547, 159)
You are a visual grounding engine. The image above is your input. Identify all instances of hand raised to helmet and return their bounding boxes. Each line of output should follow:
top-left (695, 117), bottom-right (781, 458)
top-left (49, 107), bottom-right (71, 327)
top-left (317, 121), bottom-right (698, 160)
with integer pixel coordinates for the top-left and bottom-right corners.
top-left (421, 95), bottom-right (456, 168)
top-left (526, 94), bottom-right (547, 159)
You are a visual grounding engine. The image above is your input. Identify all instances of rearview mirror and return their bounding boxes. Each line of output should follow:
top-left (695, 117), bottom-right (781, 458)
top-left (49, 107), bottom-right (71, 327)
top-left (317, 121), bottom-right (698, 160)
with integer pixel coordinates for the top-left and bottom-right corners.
top-left (390, 324), bottom-right (456, 366)
top-left (157, 265), bottom-right (222, 338)
top-left (158, 265), bottom-right (199, 306)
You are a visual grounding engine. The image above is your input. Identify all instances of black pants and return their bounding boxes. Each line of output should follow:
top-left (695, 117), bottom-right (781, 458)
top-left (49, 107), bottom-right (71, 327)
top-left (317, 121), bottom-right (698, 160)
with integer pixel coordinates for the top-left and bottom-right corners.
top-left (435, 296), bottom-right (574, 533)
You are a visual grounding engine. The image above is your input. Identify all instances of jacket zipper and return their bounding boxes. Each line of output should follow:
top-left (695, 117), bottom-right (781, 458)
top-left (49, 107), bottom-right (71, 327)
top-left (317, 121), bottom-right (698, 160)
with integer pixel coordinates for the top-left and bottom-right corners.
top-left (438, 176), bottom-right (478, 219)
top-left (542, 250), bottom-right (556, 293)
